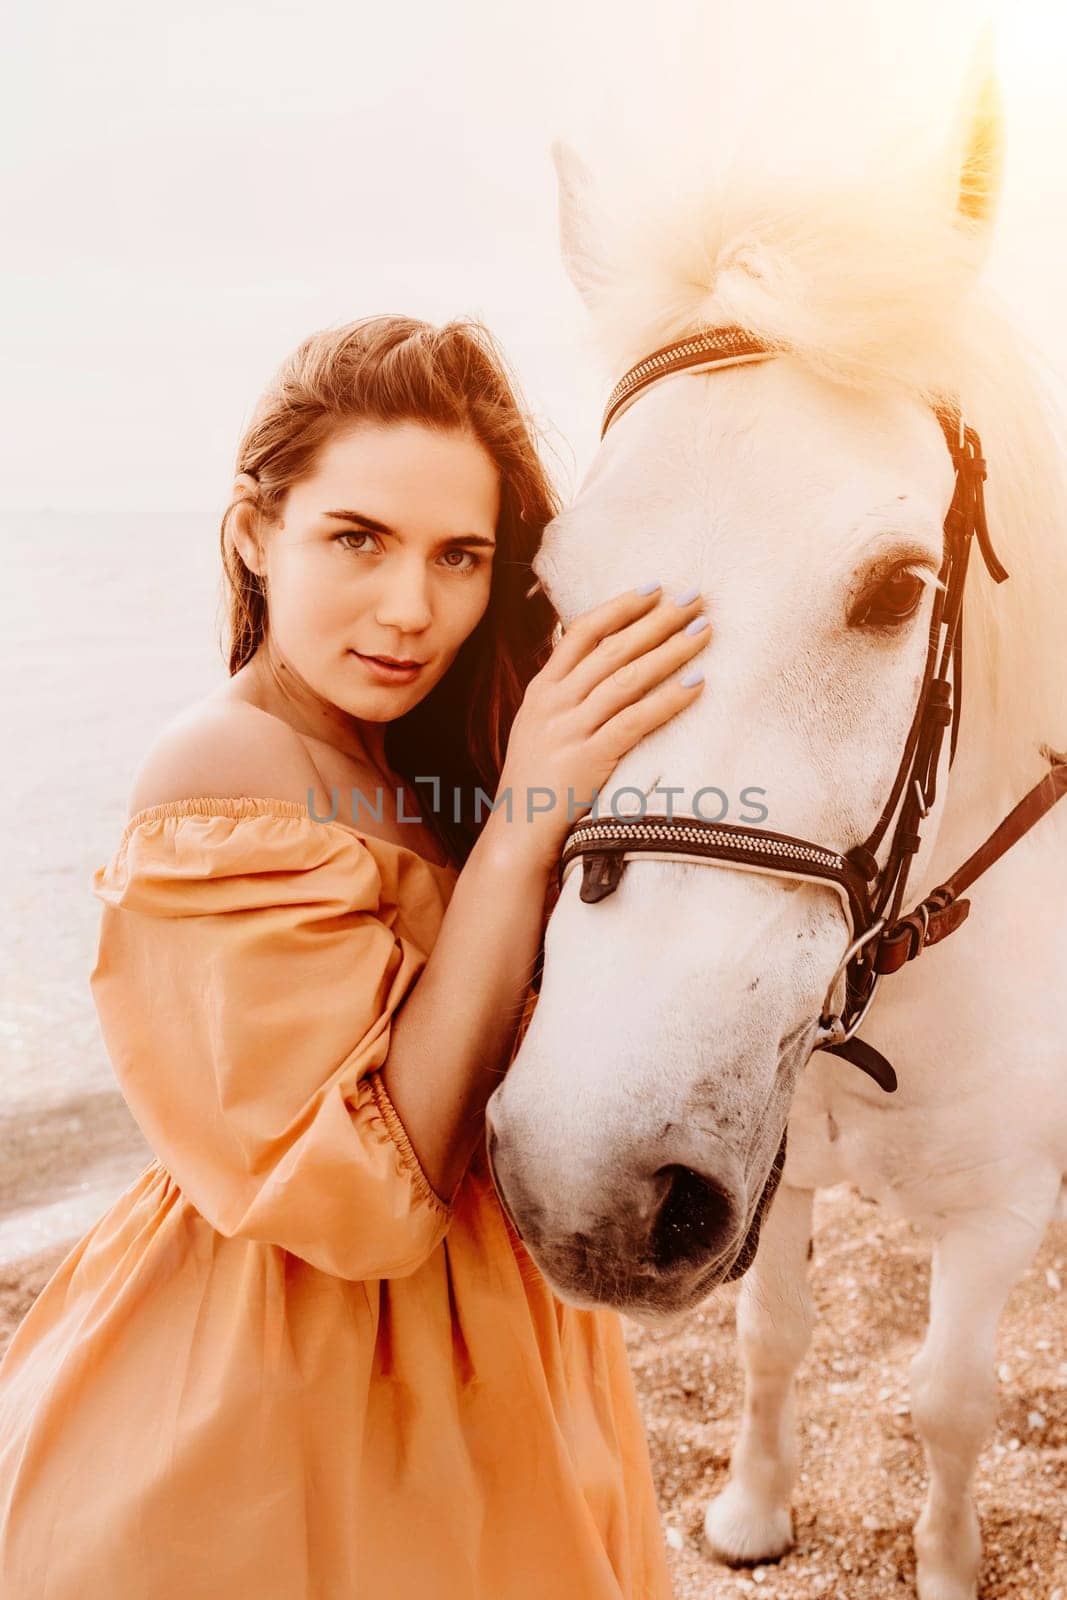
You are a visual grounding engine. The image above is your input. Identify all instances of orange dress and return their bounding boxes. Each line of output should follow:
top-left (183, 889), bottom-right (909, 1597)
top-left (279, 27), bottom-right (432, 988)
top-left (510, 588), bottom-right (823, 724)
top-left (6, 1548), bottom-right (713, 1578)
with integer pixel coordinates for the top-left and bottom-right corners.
top-left (0, 797), bottom-right (672, 1600)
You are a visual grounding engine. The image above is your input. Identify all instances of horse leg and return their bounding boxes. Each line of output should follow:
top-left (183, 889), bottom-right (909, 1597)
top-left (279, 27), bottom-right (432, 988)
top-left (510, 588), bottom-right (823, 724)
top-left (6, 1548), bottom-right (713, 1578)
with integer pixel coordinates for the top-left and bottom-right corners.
top-left (704, 1182), bottom-right (815, 1564)
top-left (909, 1191), bottom-right (1055, 1600)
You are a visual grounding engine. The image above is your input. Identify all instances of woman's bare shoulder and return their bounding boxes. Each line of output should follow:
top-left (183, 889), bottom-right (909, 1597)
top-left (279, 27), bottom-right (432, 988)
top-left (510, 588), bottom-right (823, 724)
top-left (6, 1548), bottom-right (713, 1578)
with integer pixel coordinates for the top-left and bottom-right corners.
top-left (126, 697), bottom-right (325, 822)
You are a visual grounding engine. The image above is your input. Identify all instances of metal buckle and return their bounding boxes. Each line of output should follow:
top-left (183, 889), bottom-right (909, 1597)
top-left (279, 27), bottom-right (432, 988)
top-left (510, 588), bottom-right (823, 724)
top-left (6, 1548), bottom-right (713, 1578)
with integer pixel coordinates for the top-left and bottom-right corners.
top-left (813, 918), bottom-right (887, 1047)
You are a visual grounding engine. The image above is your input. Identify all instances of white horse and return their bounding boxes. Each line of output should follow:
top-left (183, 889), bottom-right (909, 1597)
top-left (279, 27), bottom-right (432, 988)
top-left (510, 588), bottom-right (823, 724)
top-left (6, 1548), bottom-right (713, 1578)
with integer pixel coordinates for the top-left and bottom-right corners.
top-left (485, 34), bottom-right (1067, 1600)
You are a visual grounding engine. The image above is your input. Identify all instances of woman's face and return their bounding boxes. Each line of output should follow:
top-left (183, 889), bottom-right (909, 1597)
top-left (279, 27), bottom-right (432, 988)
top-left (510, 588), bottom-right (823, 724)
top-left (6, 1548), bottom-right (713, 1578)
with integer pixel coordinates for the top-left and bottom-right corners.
top-left (253, 421), bottom-right (499, 720)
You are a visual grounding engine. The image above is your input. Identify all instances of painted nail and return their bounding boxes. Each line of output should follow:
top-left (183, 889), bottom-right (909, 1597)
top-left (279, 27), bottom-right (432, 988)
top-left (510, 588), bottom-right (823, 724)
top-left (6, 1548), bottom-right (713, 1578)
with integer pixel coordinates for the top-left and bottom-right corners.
top-left (680, 668), bottom-right (705, 687)
top-left (674, 585), bottom-right (700, 606)
top-left (684, 614), bottom-right (710, 635)
top-left (633, 579), bottom-right (662, 594)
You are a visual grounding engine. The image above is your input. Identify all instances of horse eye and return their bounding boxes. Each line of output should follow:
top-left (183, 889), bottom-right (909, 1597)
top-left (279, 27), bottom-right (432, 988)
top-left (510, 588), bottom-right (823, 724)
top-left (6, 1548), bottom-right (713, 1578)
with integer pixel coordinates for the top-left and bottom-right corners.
top-left (853, 566), bottom-right (927, 629)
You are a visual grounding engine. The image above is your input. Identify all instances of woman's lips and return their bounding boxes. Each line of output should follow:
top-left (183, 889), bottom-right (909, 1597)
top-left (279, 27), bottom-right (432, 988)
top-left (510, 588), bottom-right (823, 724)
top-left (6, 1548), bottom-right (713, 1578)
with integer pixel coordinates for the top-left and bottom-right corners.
top-left (350, 651), bottom-right (425, 684)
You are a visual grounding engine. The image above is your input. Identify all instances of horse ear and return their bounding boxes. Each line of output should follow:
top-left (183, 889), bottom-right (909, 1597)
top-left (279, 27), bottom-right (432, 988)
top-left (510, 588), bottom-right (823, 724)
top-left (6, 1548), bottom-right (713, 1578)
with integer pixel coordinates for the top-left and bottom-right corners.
top-left (949, 24), bottom-right (1004, 252)
top-left (551, 138), bottom-right (609, 308)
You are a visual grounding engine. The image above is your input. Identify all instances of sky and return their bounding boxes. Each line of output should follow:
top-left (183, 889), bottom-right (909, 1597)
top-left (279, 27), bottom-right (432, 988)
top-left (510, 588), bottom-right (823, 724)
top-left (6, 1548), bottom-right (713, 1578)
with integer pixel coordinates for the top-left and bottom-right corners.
top-left (2, 0), bottom-right (1065, 513)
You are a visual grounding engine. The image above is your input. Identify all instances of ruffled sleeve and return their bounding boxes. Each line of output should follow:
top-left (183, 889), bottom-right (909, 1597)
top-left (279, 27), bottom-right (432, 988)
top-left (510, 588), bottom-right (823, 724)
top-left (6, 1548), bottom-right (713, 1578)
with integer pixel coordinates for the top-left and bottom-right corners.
top-left (88, 796), bottom-right (455, 1280)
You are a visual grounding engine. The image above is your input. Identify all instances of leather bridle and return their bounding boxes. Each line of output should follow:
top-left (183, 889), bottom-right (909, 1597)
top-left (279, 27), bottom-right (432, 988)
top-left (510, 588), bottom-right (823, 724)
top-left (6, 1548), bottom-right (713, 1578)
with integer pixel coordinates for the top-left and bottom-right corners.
top-left (550, 326), bottom-right (1067, 1093)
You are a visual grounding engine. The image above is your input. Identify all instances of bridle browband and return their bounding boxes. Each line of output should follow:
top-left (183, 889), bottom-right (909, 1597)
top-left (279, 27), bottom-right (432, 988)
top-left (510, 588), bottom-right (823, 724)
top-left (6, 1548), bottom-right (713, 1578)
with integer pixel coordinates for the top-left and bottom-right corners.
top-left (552, 326), bottom-right (1067, 1093)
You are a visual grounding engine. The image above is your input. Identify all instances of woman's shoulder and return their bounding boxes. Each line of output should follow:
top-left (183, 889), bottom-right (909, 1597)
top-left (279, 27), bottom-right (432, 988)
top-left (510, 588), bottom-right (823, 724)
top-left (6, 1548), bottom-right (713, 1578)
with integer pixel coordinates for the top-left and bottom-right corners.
top-left (119, 694), bottom-right (457, 884)
top-left (125, 695), bottom-right (325, 822)
top-left (100, 700), bottom-right (389, 917)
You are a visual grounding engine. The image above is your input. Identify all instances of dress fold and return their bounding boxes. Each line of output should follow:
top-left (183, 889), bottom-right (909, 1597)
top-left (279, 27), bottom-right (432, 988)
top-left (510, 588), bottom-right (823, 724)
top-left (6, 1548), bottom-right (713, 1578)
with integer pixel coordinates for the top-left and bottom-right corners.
top-left (0, 797), bottom-right (672, 1600)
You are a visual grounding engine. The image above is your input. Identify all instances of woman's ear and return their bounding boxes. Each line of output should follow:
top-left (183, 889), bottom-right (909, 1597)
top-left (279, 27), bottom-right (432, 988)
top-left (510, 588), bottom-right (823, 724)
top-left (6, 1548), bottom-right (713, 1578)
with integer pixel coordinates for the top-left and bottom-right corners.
top-left (228, 474), bottom-right (266, 578)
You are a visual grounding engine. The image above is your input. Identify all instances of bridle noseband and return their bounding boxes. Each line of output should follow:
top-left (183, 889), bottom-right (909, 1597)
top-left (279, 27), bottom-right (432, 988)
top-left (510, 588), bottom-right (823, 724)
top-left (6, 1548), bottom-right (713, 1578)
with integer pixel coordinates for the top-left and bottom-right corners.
top-left (550, 327), bottom-right (1067, 1093)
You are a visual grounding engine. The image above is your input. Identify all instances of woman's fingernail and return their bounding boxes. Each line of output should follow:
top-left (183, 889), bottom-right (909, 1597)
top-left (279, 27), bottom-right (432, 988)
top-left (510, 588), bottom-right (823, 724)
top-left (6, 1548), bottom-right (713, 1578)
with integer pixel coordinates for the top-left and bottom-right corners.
top-left (633, 579), bottom-right (662, 594)
top-left (681, 668), bottom-right (705, 687)
top-left (674, 585), bottom-right (700, 606)
top-left (684, 614), bottom-right (710, 635)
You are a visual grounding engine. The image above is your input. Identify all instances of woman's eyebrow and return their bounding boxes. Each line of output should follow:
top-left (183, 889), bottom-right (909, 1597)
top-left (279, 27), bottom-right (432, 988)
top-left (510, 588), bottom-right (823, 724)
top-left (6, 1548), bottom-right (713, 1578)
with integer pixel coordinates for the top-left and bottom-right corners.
top-left (323, 509), bottom-right (495, 549)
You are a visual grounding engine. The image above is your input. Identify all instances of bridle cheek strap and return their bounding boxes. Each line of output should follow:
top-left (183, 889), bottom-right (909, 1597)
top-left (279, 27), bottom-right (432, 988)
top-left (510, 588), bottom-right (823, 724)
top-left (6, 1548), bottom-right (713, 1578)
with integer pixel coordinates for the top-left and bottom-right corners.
top-left (548, 326), bottom-right (1067, 1096)
top-left (557, 754), bottom-right (1067, 1094)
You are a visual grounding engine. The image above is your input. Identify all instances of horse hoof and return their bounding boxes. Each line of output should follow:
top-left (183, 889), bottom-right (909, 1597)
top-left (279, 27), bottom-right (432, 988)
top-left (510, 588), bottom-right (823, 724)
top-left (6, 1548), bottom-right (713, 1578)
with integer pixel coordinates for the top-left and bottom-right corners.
top-left (703, 1483), bottom-right (793, 1565)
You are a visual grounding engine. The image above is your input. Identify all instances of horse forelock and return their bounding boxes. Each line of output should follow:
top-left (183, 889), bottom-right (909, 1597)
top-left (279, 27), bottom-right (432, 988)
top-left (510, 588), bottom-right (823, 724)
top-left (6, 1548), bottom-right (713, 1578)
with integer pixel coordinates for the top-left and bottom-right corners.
top-left (557, 8), bottom-right (1067, 804)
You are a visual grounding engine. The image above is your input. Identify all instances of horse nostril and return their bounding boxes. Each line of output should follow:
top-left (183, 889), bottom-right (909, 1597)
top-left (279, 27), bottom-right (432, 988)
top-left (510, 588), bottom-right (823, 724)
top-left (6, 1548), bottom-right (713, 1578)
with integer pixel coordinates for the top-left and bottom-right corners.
top-left (650, 1164), bottom-right (736, 1271)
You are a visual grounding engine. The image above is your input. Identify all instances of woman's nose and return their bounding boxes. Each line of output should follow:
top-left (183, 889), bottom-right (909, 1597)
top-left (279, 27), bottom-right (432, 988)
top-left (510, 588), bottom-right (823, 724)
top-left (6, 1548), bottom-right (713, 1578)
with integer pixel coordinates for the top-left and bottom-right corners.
top-left (374, 564), bottom-right (434, 632)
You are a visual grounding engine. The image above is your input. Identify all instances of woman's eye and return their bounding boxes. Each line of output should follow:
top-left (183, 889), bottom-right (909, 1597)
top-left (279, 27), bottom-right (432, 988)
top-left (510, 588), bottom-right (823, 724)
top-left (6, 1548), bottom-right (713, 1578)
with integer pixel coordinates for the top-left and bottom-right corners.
top-left (855, 566), bottom-right (928, 628)
top-left (335, 531), bottom-right (377, 554)
top-left (440, 549), bottom-right (481, 573)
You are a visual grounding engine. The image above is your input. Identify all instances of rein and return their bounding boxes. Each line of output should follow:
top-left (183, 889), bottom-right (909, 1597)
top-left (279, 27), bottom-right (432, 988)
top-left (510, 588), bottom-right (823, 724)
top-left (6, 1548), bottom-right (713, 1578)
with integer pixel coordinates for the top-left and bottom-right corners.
top-left (551, 327), bottom-right (1067, 1093)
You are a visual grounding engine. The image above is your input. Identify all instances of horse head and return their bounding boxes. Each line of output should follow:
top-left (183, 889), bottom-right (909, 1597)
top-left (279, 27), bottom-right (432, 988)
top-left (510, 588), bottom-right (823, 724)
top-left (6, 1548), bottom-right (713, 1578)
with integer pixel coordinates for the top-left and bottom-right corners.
top-left (486, 35), bottom-right (1064, 1323)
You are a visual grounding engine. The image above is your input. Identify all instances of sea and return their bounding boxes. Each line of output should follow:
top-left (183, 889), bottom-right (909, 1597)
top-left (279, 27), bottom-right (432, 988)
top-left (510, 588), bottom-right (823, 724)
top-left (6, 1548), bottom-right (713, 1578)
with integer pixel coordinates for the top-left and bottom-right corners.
top-left (0, 509), bottom-right (227, 1264)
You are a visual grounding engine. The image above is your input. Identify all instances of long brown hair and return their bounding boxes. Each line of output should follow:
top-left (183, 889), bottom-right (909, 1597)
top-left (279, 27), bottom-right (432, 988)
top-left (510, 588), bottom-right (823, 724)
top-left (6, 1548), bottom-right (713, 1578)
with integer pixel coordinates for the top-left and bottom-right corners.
top-left (218, 314), bottom-right (561, 868)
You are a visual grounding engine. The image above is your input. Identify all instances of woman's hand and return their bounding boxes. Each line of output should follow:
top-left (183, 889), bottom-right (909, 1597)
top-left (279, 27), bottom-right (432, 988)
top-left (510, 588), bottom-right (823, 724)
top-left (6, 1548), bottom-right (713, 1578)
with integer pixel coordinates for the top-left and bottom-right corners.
top-left (489, 581), bottom-right (710, 873)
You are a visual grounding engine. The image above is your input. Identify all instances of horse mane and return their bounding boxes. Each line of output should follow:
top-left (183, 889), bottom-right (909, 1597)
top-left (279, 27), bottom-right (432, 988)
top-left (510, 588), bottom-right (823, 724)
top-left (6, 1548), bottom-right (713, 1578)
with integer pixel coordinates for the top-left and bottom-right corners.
top-left (567, 20), bottom-right (1067, 802)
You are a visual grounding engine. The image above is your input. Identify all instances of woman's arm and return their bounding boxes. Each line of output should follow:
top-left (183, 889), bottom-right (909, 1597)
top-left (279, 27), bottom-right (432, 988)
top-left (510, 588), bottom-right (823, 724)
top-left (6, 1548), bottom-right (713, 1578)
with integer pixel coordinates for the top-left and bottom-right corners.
top-left (126, 700), bottom-right (552, 1212)
top-left (379, 816), bottom-right (551, 1204)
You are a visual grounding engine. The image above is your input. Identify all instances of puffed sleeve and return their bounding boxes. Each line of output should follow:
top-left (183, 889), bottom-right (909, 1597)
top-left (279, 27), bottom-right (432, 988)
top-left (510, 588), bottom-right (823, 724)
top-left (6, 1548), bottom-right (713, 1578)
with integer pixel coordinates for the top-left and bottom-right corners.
top-left (88, 796), bottom-right (455, 1280)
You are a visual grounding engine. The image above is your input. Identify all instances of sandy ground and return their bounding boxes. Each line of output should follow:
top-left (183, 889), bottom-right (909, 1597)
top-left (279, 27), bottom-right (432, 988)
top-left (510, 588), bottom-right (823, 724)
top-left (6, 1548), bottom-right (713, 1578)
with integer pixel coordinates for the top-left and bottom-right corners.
top-left (626, 1187), bottom-right (1067, 1599)
top-left (3, 1183), bottom-right (1063, 1598)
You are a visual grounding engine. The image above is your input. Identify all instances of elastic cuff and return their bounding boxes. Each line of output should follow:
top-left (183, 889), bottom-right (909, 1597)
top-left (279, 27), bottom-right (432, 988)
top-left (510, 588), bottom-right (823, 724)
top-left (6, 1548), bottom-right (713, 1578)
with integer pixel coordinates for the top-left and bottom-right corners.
top-left (366, 1071), bottom-right (454, 1216)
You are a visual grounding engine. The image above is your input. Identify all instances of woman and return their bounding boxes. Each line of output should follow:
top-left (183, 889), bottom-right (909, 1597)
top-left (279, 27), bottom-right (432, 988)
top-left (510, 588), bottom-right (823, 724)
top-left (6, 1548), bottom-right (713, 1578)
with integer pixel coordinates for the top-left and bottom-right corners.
top-left (0, 315), bottom-right (710, 1598)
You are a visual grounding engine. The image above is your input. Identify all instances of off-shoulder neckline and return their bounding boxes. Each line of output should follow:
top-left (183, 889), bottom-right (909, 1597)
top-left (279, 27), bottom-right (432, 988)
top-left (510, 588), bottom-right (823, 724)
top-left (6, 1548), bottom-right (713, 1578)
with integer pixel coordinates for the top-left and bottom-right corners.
top-left (120, 796), bottom-right (458, 874)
